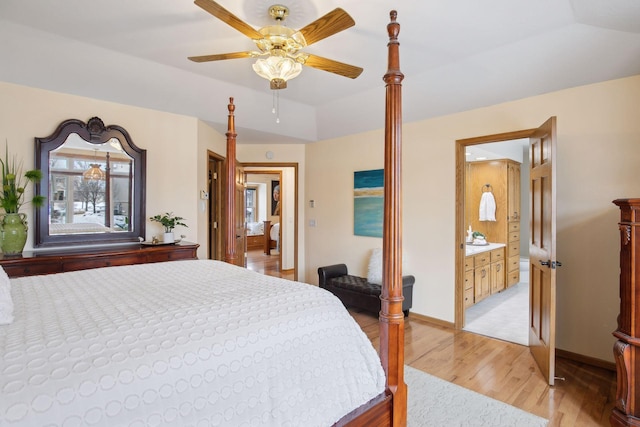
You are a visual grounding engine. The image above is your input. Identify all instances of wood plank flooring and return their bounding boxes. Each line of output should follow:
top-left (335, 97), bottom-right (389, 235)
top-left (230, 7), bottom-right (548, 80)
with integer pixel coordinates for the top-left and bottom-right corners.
top-left (250, 253), bottom-right (616, 426)
top-left (246, 248), bottom-right (294, 280)
top-left (351, 309), bottom-right (616, 427)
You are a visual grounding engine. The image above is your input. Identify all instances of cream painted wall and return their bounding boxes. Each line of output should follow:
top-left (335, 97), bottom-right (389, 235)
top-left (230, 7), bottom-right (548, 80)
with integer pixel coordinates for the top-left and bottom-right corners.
top-left (237, 144), bottom-right (306, 280)
top-left (0, 81), bottom-right (220, 259)
top-left (4, 74), bottom-right (639, 363)
top-left (306, 75), bottom-right (640, 363)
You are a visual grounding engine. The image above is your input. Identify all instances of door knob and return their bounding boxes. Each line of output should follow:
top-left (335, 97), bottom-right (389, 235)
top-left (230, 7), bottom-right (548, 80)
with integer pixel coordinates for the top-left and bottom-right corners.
top-left (540, 260), bottom-right (563, 269)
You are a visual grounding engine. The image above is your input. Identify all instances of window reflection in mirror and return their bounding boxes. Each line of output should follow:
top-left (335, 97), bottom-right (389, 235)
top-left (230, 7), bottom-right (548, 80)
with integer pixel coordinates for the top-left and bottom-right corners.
top-left (49, 134), bottom-right (134, 234)
top-left (35, 117), bottom-right (146, 248)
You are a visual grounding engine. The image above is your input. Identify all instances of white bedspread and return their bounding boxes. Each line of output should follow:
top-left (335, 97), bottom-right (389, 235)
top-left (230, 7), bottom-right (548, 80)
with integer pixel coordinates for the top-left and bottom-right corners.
top-left (0, 260), bottom-right (385, 426)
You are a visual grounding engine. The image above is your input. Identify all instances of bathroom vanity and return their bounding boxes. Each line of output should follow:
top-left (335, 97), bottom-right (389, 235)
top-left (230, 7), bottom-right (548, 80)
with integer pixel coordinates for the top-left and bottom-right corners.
top-left (464, 243), bottom-right (506, 308)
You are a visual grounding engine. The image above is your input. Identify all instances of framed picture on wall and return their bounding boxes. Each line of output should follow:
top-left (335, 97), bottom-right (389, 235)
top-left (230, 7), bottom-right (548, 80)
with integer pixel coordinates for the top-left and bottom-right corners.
top-left (354, 169), bottom-right (384, 237)
top-left (271, 180), bottom-right (280, 216)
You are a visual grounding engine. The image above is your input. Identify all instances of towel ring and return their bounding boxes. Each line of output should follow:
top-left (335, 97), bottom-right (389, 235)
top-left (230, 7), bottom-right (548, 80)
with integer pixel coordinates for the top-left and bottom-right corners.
top-left (482, 184), bottom-right (493, 192)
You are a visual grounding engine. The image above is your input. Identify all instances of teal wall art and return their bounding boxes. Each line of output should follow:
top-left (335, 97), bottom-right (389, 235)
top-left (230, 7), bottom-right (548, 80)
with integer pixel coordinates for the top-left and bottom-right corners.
top-left (354, 169), bottom-right (384, 238)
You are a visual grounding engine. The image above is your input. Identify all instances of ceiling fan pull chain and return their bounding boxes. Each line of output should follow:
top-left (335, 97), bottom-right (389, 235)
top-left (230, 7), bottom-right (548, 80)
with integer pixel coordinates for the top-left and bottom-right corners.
top-left (272, 91), bottom-right (276, 114)
top-left (272, 90), bottom-right (280, 124)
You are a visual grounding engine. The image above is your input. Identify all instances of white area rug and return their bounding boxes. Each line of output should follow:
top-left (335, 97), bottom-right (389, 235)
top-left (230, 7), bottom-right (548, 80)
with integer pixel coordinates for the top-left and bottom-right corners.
top-left (464, 262), bottom-right (530, 345)
top-left (406, 365), bottom-right (548, 426)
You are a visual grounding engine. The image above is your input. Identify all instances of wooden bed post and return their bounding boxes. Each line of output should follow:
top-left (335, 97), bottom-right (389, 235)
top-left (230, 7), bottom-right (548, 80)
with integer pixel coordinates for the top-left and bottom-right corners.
top-left (224, 97), bottom-right (238, 265)
top-left (380, 10), bottom-right (407, 427)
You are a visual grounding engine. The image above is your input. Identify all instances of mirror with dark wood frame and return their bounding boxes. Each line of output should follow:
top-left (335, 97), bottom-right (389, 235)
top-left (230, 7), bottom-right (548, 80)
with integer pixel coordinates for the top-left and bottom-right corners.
top-left (34, 117), bottom-right (146, 248)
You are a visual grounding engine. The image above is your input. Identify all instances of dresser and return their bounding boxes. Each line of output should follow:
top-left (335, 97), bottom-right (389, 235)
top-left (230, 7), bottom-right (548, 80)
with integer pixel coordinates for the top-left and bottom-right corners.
top-left (0, 242), bottom-right (199, 278)
top-left (611, 199), bottom-right (640, 426)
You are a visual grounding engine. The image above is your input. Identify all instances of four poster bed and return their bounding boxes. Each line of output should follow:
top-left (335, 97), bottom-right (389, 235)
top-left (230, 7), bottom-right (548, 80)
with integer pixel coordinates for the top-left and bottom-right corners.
top-left (0, 10), bottom-right (406, 427)
top-left (223, 11), bottom-right (407, 425)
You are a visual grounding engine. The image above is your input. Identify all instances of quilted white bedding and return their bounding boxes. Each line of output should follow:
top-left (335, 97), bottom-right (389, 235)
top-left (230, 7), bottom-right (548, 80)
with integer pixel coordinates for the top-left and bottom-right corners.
top-left (0, 260), bottom-right (385, 426)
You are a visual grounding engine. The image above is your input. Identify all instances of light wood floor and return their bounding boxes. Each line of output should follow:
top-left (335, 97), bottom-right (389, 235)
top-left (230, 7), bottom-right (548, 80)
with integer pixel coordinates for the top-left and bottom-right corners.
top-left (246, 248), bottom-right (294, 280)
top-left (351, 309), bottom-right (616, 427)
top-left (250, 253), bottom-right (617, 426)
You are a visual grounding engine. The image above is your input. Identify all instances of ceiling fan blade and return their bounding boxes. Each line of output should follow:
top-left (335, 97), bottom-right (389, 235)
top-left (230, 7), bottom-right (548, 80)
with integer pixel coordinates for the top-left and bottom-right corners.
top-left (303, 54), bottom-right (363, 79)
top-left (194, 0), bottom-right (263, 39)
top-left (188, 51), bottom-right (253, 62)
top-left (298, 8), bottom-right (355, 46)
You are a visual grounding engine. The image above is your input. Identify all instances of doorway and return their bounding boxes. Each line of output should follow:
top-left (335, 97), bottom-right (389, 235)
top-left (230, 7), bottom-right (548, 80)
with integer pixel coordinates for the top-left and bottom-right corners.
top-left (461, 139), bottom-right (530, 345)
top-left (207, 151), bottom-right (224, 260)
top-left (244, 170), bottom-right (282, 263)
top-left (456, 118), bottom-right (558, 385)
top-left (244, 163), bottom-right (298, 281)
top-left (455, 130), bottom-right (537, 336)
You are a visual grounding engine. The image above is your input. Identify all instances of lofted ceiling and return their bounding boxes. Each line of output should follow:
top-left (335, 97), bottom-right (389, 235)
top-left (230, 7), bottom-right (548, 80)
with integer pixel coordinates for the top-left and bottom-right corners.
top-left (1, 0), bottom-right (640, 144)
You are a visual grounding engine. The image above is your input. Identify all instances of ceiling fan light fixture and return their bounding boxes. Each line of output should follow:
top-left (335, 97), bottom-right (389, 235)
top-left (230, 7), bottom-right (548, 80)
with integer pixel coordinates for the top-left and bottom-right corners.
top-left (252, 56), bottom-right (302, 89)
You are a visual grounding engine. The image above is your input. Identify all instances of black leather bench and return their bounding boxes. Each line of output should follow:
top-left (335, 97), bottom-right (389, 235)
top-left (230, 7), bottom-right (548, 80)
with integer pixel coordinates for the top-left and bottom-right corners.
top-left (317, 263), bottom-right (414, 317)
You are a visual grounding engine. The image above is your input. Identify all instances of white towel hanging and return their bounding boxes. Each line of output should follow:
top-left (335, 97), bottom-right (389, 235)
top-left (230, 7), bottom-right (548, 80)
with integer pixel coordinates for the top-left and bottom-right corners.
top-left (479, 191), bottom-right (497, 221)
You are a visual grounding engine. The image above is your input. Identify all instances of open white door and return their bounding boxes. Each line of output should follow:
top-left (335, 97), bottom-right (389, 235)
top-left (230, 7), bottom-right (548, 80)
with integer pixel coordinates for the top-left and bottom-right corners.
top-left (528, 116), bottom-right (558, 386)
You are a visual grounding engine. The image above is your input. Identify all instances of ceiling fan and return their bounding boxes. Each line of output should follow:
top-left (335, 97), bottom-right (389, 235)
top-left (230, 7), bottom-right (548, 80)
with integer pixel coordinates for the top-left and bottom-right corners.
top-left (188, 0), bottom-right (363, 90)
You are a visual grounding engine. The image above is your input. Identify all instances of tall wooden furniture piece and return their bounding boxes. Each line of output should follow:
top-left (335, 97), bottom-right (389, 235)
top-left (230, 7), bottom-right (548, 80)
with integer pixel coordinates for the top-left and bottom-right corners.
top-left (466, 159), bottom-right (521, 288)
top-left (611, 199), bottom-right (640, 426)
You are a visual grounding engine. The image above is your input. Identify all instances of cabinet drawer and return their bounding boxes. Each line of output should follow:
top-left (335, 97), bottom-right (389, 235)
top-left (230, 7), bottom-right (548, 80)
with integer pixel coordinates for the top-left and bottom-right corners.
top-left (508, 230), bottom-right (520, 242)
top-left (508, 242), bottom-right (520, 258)
top-left (62, 254), bottom-right (135, 272)
top-left (464, 287), bottom-right (474, 308)
top-left (2, 260), bottom-right (62, 278)
top-left (464, 270), bottom-right (474, 290)
top-left (508, 222), bottom-right (520, 232)
top-left (147, 248), bottom-right (197, 263)
top-left (490, 248), bottom-right (504, 262)
top-left (508, 255), bottom-right (520, 272)
top-left (464, 256), bottom-right (474, 271)
top-left (474, 253), bottom-right (490, 267)
top-left (507, 270), bottom-right (520, 287)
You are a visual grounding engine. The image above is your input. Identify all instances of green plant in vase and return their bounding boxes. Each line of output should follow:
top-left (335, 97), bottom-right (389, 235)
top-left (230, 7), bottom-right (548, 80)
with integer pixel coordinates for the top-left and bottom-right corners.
top-left (0, 143), bottom-right (45, 255)
top-left (150, 212), bottom-right (187, 243)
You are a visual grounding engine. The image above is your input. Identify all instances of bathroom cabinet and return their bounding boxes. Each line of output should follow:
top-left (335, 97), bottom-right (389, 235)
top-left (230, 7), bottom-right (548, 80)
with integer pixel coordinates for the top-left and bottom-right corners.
top-left (466, 159), bottom-right (521, 288)
top-left (464, 246), bottom-right (505, 307)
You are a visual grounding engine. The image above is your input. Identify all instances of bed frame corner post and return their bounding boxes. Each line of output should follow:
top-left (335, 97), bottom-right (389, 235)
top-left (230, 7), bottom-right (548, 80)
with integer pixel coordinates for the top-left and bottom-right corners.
top-left (380, 10), bottom-right (407, 427)
top-left (224, 97), bottom-right (238, 265)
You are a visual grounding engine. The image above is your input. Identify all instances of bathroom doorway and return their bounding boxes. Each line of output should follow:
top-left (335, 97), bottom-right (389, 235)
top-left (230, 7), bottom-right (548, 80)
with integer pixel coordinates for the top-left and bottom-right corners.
top-left (459, 138), bottom-right (530, 345)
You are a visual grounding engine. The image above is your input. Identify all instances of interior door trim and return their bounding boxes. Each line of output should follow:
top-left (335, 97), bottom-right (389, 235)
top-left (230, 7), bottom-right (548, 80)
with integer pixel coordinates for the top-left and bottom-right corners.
top-left (454, 129), bottom-right (536, 329)
top-left (243, 162), bottom-right (298, 281)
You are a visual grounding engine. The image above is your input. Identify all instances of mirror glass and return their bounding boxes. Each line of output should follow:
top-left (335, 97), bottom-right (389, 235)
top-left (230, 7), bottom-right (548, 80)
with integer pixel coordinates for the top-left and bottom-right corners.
top-left (49, 134), bottom-right (133, 234)
top-left (35, 117), bottom-right (146, 248)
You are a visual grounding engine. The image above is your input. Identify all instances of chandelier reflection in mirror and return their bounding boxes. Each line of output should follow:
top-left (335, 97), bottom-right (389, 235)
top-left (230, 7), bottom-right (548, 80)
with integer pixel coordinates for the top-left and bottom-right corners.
top-left (83, 149), bottom-right (106, 181)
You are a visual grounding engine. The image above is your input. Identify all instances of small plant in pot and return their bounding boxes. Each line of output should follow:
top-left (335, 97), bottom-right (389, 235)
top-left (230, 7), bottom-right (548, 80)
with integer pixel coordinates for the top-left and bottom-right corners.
top-left (150, 212), bottom-right (187, 243)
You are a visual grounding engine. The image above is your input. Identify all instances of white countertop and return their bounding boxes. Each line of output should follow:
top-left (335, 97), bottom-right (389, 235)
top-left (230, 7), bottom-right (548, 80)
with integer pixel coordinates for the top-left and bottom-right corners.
top-left (465, 242), bottom-right (506, 256)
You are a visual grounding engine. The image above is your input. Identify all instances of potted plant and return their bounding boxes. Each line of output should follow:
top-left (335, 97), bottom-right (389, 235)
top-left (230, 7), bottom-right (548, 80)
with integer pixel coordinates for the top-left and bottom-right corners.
top-left (0, 143), bottom-right (45, 255)
top-left (150, 212), bottom-right (187, 243)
